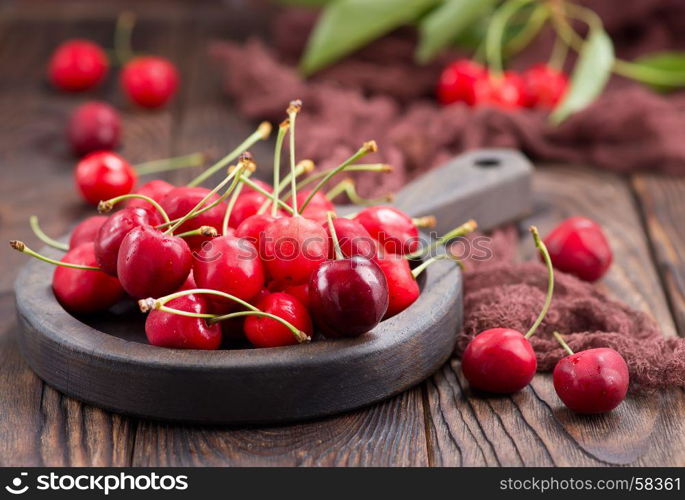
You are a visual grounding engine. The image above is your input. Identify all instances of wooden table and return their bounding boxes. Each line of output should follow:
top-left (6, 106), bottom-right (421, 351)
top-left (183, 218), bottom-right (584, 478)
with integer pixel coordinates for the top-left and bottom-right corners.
top-left (2, 0), bottom-right (684, 467)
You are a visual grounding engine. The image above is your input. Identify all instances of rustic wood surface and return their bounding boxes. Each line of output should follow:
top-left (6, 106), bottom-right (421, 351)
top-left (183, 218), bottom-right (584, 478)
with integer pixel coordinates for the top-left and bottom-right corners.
top-left (1, 0), bottom-right (684, 466)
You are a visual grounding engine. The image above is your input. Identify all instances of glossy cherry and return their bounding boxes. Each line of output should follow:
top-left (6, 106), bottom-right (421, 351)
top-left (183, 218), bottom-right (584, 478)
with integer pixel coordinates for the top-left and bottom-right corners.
top-left (473, 72), bottom-right (527, 110)
top-left (374, 253), bottom-right (420, 319)
top-left (160, 186), bottom-right (227, 249)
top-left (437, 59), bottom-right (486, 106)
top-left (69, 215), bottom-right (108, 248)
top-left (145, 293), bottom-right (221, 350)
top-left (75, 151), bottom-right (137, 205)
top-left (243, 292), bottom-right (313, 348)
top-left (120, 56), bottom-right (179, 109)
top-left (235, 213), bottom-right (277, 258)
top-left (354, 205), bottom-right (420, 255)
top-left (67, 101), bottom-right (121, 156)
top-left (48, 39), bottom-right (108, 92)
top-left (543, 217), bottom-right (612, 282)
top-left (552, 333), bottom-right (629, 414)
top-left (228, 190), bottom-right (271, 229)
top-left (116, 225), bottom-right (192, 299)
top-left (294, 190), bottom-right (335, 225)
top-left (461, 226), bottom-right (553, 394)
top-left (125, 179), bottom-right (175, 215)
top-left (262, 216), bottom-right (329, 285)
top-left (324, 217), bottom-right (377, 260)
top-left (522, 64), bottom-right (568, 109)
top-left (94, 207), bottom-right (154, 275)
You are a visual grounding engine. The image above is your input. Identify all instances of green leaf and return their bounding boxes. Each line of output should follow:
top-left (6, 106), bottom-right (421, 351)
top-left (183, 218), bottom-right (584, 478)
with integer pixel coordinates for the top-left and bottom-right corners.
top-left (628, 52), bottom-right (685, 92)
top-left (300, 0), bottom-right (439, 76)
top-left (276, 0), bottom-right (334, 6)
top-left (550, 27), bottom-right (614, 124)
top-left (415, 0), bottom-right (497, 64)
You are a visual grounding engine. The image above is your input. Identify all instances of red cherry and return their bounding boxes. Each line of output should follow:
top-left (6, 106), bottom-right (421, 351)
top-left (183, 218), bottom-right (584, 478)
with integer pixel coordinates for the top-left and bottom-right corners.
top-left (116, 225), bottom-right (192, 299)
top-left (120, 56), bottom-right (179, 109)
top-left (293, 190), bottom-right (335, 224)
top-left (374, 253), bottom-right (420, 319)
top-left (48, 39), bottom-right (108, 92)
top-left (543, 217), bottom-right (612, 282)
top-left (473, 72), bottom-right (527, 110)
top-left (160, 186), bottom-right (227, 250)
top-left (125, 179), bottom-right (175, 216)
top-left (228, 191), bottom-right (270, 229)
top-left (75, 151), bottom-right (137, 205)
top-left (53, 243), bottom-right (124, 314)
top-left (437, 59), bottom-right (486, 106)
top-left (67, 101), bottom-right (121, 156)
top-left (69, 215), bottom-right (108, 248)
top-left (461, 328), bottom-right (537, 393)
top-left (192, 235), bottom-right (265, 306)
top-left (235, 213), bottom-right (277, 257)
top-left (145, 293), bottom-right (221, 350)
top-left (522, 64), bottom-right (568, 109)
top-left (262, 216), bottom-right (329, 285)
top-left (324, 217), bottom-right (377, 260)
top-left (354, 205), bottom-right (420, 255)
top-left (94, 207), bottom-right (155, 275)
top-left (244, 292), bottom-right (313, 348)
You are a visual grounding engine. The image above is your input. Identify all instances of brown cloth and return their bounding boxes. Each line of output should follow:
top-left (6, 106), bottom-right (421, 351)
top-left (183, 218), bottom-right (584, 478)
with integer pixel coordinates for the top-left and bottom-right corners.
top-left (460, 228), bottom-right (685, 392)
top-left (211, 2), bottom-right (685, 201)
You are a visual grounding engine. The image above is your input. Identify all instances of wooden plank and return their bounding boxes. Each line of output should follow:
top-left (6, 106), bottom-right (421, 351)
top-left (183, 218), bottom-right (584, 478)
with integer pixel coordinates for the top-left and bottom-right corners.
top-left (425, 165), bottom-right (685, 466)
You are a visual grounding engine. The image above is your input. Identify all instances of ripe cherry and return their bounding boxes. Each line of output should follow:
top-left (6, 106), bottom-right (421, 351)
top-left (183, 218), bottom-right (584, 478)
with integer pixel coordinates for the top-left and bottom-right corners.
top-left (437, 59), bottom-right (486, 106)
top-left (374, 253), bottom-right (420, 319)
top-left (293, 190), bottom-right (334, 225)
top-left (543, 217), bottom-right (612, 282)
top-left (244, 292), bottom-right (313, 348)
top-left (145, 293), bottom-right (221, 350)
top-left (117, 225), bottom-right (192, 299)
top-left (48, 39), bottom-right (108, 92)
top-left (75, 151), bottom-right (137, 205)
top-left (235, 213), bottom-right (277, 258)
top-left (522, 64), bottom-right (568, 109)
top-left (125, 179), bottom-right (175, 215)
top-left (120, 56), bottom-right (179, 109)
top-left (160, 186), bottom-right (227, 250)
top-left (461, 226), bottom-right (554, 394)
top-left (324, 217), bottom-right (377, 260)
top-left (192, 235), bottom-right (265, 306)
top-left (552, 332), bottom-right (629, 414)
top-left (474, 72), bottom-right (527, 110)
top-left (94, 207), bottom-right (156, 276)
top-left (67, 101), bottom-right (121, 156)
top-left (69, 215), bottom-right (108, 248)
top-left (354, 205), bottom-right (421, 255)
top-left (228, 186), bottom-right (274, 229)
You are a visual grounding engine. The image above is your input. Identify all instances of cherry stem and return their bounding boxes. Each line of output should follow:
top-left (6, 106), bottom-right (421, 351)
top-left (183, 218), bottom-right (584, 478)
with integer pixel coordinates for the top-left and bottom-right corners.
top-left (98, 194), bottom-right (171, 225)
top-left (299, 141), bottom-right (378, 213)
top-left (552, 331), bottom-right (575, 356)
top-left (222, 167), bottom-right (251, 235)
top-left (134, 152), bottom-right (207, 176)
top-left (271, 119), bottom-right (290, 217)
top-left (9, 240), bottom-right (102, 271)
top-left (412, 215), bottom-right (437, 229)
top-left (325, 178), bottom-right (394, 205)
top-left (187, 122), bottom-right (271, 187)
top-left (114, 10), bottom-right (136, 65)
top-left (407, 219), bottom-right (477, 260)
top-left (240, 176), bottom-right (295, 214)
top-left (258, 160), bottom-right (315, 215)
top-left (287, 100), bottom-right (302, 216)
top-left (29, 216), bottom-right (69, 251)
top-left (295, 163), bottom-right (392, 192)
top-left (524, 225), bottom-right (555, 339)
top-left (486, 0), bottom-right (533, 79)
top-left (139, 288), bottom-right (310, 343)
top-left (411, 253), bottom-right (464, 279)
top-left (326, 211), bottom-right (344, 260)
top-left (175, 226), bottom-right (217, 240)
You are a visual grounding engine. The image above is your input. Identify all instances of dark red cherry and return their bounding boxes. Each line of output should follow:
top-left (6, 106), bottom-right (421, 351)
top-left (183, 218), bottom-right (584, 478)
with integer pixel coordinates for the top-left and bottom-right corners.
top-left (67, 101), bottom-right (121, 156)
top-left (437, 59), bottom-right (486, 106)
top-left (553, 347), bottom-right (629, 414)
top-left (48, 39), bottom-right (108, 92)
top-left (374, 253), bottom-right (419, 319)
top-left (69, 215), bottom-right (108, 248)
top-left (244, 292), bottom-right (313, 348)
top-left (94, 207), bottom-right (155, 276)
top-left (262, 216), bottom-right (329, 285)
top-left (160, 186), bottom-right (227, 250)
top-left (309, 256), bottom-right (389, 338)
top-left (473, 72), bottom-right (527, 110)
top-left (75, 151), bottom-right (137, 205)
top-left (126, 179), bottom-right (175, 215)
top-left (145, 293), bottom-right (221, 350)
top-left (120, 56), bottom-right (179, 109)
top-left (192, 235), bottom-right (265, 306)
top-left (522, 64), bottom-right (568, 109)
top-left (354, 205), bottom-right (420, 255)
top-left (543, 217), bottom-right (612, 282)
top-left (324, 217), bottom-right (377, 260)
top-left (116, 225), bottom-right (192, 299)
top-left (461, 328), bottom-right (537, 394)
top-left (53, 243), bottom-right (124, 314)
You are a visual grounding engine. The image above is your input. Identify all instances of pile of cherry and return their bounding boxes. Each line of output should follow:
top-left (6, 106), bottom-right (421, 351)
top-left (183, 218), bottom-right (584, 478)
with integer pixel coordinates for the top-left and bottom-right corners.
top-left (437, 59), bottom-right (569, 110)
